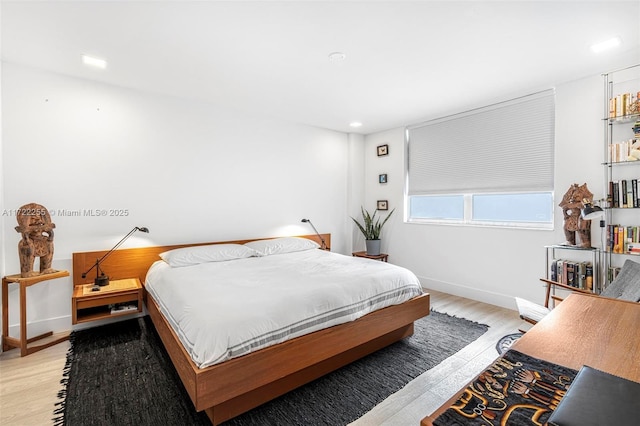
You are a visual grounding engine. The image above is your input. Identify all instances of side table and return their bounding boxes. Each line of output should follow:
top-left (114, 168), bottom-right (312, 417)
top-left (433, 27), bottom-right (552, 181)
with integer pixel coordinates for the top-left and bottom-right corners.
top-left (352, 251), bottom-right (389, 262)
top-left (72, 278), bottom-right (143, 324)
top-left (2, 270), bottom-right (70, 356)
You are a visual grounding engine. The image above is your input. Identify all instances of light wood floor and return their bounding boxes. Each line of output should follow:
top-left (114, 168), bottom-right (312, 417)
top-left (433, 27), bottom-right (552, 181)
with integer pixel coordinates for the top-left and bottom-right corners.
top-left (352, 289), bottom-right (523, 425)
top-left (0, 289), bottom-right (523, 425)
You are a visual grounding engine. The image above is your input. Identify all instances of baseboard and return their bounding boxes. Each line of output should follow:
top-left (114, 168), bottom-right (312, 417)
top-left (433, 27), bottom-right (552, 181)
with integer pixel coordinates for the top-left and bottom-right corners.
top-left (6, 315), bottom-right (71, 338)
top-left (419, 276), bottom-right (517, 311)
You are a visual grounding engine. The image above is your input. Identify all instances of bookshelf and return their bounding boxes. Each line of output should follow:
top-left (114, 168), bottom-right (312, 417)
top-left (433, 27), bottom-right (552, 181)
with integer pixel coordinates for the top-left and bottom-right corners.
top-left (545, 245), bottom-right (600, 294)
top-left (602, 64), bottom-right (640, 285)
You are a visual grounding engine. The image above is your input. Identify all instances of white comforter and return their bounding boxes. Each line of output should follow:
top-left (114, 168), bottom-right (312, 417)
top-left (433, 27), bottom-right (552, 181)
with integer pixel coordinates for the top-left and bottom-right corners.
top-left (145, 249), bottom-right (423, 368)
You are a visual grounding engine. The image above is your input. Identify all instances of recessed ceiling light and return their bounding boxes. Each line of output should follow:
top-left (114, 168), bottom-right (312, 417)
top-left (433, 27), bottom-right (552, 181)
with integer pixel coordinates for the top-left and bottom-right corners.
top-left (82, 54), bottom-right (107, 69)
top-left (328, 52), bottom-right (346, 62)
top-left (590, 36), bottom-right (622, 53)
top-left (349, 122), bottom-right (363, 128)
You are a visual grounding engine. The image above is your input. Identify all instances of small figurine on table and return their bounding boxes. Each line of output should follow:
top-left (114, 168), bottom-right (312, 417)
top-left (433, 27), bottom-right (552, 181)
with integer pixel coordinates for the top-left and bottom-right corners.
top-left (559, 183), bottom-right (593, 248)
top-left (14, 203), bottom-right (57, 278)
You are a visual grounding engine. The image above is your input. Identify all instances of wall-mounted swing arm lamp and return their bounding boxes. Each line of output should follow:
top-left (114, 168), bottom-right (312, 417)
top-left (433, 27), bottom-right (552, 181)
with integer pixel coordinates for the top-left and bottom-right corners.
top-left (81, 226), bottom-right (150, 289)
top-left (301, 219), bottom-right (327, 250)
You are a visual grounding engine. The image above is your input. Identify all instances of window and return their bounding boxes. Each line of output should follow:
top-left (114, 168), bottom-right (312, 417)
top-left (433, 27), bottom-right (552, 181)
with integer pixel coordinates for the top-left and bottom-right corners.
top-left (406, 89), bottom-right (555, 228)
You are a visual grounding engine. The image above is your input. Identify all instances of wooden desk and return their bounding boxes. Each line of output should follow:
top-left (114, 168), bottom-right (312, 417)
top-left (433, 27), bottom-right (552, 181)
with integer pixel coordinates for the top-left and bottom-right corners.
top-left (421, 293), bottom-right (640, 425)
top-left (2, 270), bottom-right (70, 356)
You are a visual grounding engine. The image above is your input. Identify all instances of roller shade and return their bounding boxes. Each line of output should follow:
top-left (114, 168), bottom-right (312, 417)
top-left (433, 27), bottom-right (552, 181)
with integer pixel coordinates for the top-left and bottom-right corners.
top-left (407, 89), bottom-right (555, 195)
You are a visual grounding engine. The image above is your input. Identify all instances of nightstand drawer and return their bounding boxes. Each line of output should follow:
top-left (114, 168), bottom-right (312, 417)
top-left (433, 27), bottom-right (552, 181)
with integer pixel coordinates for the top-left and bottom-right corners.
top-left (75, 290), bottom-right (140, 309)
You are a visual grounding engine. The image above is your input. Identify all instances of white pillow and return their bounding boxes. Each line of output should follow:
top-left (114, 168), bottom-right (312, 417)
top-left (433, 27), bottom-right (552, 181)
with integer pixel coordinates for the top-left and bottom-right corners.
top-left (159, 243), bottom-right (257, 267)
top-left (244, 237), bottom-right (320, 256)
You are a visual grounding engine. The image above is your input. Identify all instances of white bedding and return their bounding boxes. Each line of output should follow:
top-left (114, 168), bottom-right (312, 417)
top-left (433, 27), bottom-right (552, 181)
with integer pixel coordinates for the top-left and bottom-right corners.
top-left (145, 248), bottom-right (423, 368)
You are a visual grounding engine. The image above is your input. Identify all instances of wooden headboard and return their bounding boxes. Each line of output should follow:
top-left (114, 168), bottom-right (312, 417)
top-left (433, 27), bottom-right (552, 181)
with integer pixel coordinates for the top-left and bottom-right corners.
top-left (72, 233), bottom-right (331, 286)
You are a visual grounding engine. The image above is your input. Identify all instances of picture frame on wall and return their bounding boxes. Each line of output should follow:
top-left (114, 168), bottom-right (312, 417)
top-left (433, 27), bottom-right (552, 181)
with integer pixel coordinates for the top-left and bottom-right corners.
top-left (379, 174), bottom-right (387, 184)
top-left (377, 200), bottom-right (388, 210)
top-left (377, 144), bottom-right (389, 156)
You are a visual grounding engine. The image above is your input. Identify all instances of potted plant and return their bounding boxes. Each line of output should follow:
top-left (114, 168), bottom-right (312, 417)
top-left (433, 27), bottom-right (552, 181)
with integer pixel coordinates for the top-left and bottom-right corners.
top-left (351, 206), bottom-right (395, 256)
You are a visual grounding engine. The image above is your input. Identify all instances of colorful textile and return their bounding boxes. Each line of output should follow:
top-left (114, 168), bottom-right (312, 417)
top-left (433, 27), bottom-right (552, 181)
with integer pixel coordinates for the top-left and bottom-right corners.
top-left (433, 349), bottom-right (578, 426)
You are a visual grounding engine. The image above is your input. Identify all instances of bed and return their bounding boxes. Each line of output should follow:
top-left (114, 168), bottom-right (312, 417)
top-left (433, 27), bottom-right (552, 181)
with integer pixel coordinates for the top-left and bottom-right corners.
top-left (72, 234), bottom-right (431, 425)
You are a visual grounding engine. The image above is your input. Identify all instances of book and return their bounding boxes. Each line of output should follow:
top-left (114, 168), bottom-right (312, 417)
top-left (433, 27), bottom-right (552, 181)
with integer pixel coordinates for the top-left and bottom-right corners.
top-left (110, 303), bottom-right (138, 314)
top-left (618, 226), bottom-right (625, 253)
top-left (608, 181), bottom-right (615, 207)
top-left (585, 263), bottom-right (593, 292)
top-left (612, 181), bottom-right (620, 208)
top-left (609, 97), bottom-right (617, 118)
top-left (566, 262), bottom-right (576, 287)
top-left (547, 365), bottom-right (640, 426)
top-left (557, 260), bottom-right (565, 284)
top-left (577, 262), bottom-right (586, 290)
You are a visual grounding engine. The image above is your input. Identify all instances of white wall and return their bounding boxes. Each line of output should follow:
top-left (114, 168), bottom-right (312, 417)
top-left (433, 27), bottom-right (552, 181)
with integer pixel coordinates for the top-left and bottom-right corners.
top-left (0, 54), bottom-right (4, 288)
top-left (1, 63), bottom-right (356, 336)
top-left (2, 59), bottom-right (636, 339)
top-left (362, 72), bottom-right (614, 310)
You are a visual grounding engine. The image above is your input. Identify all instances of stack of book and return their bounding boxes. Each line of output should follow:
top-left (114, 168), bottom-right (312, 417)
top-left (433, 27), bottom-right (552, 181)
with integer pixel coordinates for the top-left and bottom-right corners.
top-left (606, 224), bottom-right (640, 254)
top-left (550, 259), bottom-right (594, 291)
top-left (609, 91), bottom-right (640, 118)
top-left (608, 139), bottom-right (639, 163)
top-left (608, 179), bottom-right (639, 208)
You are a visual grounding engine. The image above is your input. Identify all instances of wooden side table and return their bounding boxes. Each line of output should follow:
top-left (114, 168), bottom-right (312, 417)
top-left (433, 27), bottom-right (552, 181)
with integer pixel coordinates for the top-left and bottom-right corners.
top-left (72, 278), bottom-right (143, 324)
top-left (2, 270), bottom-right (70, 356)
top-left (352, 251), bottom-right (389, 262)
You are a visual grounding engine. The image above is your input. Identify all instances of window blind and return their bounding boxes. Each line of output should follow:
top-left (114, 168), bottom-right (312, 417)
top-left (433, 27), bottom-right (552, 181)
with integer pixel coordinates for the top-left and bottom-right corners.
top-left (407, 89), bottom-right (555, 195)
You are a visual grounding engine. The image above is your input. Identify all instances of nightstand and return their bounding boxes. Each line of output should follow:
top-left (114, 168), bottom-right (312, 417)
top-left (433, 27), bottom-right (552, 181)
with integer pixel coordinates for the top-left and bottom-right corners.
top-left (72, 278), bottom-right (143, 324)
top-left (352, 251), bottom-right (389, 262)
top-left (2, 270), bottom-right (70, 356)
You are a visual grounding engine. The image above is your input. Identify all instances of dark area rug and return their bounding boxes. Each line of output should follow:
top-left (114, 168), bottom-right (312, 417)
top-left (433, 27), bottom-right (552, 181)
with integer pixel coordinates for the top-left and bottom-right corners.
top-left (54, 311), bottom-right (488, 426)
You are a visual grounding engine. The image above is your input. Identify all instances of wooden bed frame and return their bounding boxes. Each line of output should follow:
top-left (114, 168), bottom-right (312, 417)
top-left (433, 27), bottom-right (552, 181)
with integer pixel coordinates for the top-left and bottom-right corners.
top-left (72, 234), bottom-right (431, 425)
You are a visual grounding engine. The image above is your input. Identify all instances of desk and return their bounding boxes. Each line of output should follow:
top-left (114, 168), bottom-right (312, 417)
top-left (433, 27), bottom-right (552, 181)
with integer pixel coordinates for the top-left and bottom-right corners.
top-left (2, 270), bottom-right (70, 356)
top-left (421, 293), bottom-right (640, 425)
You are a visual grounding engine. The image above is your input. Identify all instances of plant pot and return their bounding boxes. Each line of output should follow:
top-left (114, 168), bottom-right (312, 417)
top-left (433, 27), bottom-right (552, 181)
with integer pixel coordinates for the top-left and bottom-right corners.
top-left (365, 239), bottom-right (381, 256)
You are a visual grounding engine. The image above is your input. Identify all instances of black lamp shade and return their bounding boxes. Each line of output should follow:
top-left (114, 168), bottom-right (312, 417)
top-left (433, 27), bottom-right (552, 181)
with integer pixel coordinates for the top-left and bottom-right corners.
top-left (581, 204), bottom-right (604, 220)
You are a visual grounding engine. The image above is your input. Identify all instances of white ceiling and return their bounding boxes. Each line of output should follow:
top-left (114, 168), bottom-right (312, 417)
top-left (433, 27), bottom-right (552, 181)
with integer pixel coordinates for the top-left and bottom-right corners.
top-left (2, 1), bottom-right (639, 135)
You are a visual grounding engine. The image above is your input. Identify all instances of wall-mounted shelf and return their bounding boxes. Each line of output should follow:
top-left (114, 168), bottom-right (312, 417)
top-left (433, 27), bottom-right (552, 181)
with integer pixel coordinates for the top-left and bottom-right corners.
top-left (72, 278), bottom-right (143, 324)
top-left (602, 65), bottom-right (640, 284)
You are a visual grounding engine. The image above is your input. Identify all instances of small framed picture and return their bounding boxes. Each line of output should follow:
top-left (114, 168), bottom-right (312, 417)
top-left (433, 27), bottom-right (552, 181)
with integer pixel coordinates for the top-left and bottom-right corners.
top-left (377, 200), bottom-right (388, 210)
top-left (377, 144), bottom-right (389, 156)
top-left (379, 173), bottom-right (387, 184)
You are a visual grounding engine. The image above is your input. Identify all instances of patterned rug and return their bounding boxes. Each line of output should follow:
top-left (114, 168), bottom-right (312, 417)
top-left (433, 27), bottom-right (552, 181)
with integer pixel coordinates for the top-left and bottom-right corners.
top-left (433, 349), bottom-right (578, 425)
top-left (54, 311), bottom-right (488, 426)
top-left (495, 332), bottom-right (523, 355)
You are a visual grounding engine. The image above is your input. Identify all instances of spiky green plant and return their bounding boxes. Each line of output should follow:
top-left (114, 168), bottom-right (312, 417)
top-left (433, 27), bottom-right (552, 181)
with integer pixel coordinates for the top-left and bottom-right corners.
top-left (351, 207), bottom-right (395, 240)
